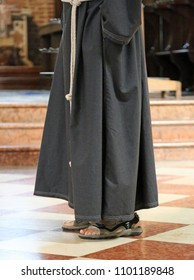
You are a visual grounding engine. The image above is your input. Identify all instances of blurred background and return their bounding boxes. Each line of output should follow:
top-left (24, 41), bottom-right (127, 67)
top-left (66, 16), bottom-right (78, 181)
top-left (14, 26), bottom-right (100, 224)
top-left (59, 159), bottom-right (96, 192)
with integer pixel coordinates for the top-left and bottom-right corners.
top-left (0, 0), bottom-right (194, 166)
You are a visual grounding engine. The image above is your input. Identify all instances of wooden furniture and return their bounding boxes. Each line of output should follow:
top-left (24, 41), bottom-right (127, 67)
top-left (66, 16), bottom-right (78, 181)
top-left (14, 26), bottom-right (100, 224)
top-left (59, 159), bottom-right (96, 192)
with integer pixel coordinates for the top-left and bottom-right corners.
top-left (38, 0), bottom-right (63, 75)
top-left (39, 22), bottom-right (61, 73)
top-left (142, 4), bottom-right (182, 98)
top-left (148, 78), bottom-right (182, 99)
top-left (144, 0), bottom-right (194, 93)
top-left (54, 0), bottom-right (63, 19)
top-left (0, 66), bottom-right (50, 90)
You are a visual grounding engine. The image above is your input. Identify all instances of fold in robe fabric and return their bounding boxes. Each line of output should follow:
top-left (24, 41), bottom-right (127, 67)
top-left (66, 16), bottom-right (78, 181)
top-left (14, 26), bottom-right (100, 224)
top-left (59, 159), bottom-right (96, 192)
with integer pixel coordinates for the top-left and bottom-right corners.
top-left (34, 0), bottom-right (158, 222)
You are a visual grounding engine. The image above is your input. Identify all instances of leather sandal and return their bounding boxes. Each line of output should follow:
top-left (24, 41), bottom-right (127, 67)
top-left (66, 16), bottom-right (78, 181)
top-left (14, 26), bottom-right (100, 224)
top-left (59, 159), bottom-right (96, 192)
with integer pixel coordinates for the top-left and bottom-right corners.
top-left (62, 220), bottom-right (90, 231)
top-left (79, 213), bottom-right (143, 240)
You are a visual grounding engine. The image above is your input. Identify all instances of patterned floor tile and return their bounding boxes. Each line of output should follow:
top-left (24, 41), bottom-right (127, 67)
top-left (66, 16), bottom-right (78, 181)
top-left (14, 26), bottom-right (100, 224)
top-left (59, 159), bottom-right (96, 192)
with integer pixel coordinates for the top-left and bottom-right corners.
top-left (0, 211), bottom-right (72, 231)
top-left (139, 206), bottom-right (194, 224)
top-left (0, 183), bottom-right (34, 196)
top-left (0, 161), bottom-right (194, 260)
top-left (0, 196), bottom-right (65, 211)
top-left (0, 174), bottom-right (33, 183)
top-left (161, 196), bottom-right (194, 208)
top-left (158, 183), bottom-right (194, 195)
top-left (136, 221), bottom-right (186, 238)
top-left (145, 225), bottom-right (194, 245)
top-left (13, 177), bottom-right (36, 185)
top-left (0, 228), bottom-right (44, 241)
top-left (0, 209), bottom-right (18, 216)
top-left (83, 240), bottom-right (194, 260)
top-left (164, 177), bottom-right (194, 186)
top-left (156, 160), bottom-right (194, 168)
top-left (0, 231), bottom-right (134, 258)
top-left (155, 175), bottom-right (180, 182)
top-left (0, 250), bottom-right (73, 260)
top-left (156, 167), bottom-right (194, 177)
top-left (35, 203), bottom-right (74, 214)
top-left (158, 193), bottom-right (189, 204)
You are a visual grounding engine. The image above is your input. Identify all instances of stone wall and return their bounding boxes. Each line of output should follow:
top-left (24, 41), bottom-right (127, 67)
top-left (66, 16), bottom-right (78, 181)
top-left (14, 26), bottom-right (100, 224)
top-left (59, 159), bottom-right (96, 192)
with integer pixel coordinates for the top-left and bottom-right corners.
top-left (0, 0), bottom-right (56, 65)
top-left (5, 0), bottom-right (55, 26)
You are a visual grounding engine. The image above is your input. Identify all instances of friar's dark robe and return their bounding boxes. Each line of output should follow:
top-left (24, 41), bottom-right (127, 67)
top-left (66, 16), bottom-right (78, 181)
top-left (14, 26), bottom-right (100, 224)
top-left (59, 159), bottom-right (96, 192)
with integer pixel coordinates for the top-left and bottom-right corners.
top-left (34, 0), bottom-right (158, 222)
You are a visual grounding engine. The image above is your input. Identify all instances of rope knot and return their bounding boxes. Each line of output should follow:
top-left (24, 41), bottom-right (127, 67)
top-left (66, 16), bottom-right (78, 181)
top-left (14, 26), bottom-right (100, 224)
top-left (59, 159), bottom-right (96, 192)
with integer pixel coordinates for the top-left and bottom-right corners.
top-left (65, 93), bottom-right (72, 101)
top-left (70, 0), bottom-right (82, 6)
top-left (61, 0), bottom-right (93, 110)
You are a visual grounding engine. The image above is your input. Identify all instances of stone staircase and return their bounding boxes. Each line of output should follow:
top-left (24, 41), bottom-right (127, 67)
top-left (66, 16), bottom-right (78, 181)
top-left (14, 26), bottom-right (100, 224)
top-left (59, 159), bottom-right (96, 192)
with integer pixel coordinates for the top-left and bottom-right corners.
top-left (0, 99), bottom-right (194, 165)
top-left (151, 100), bottom-right (194, 160)
top-left (0, 103), bottom-right (46, 166)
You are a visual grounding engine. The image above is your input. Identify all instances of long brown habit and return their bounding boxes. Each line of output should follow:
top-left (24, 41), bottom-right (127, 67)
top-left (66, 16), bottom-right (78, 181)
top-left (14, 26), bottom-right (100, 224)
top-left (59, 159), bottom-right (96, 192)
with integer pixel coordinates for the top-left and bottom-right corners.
top-left (34, 0), bottom-right (158, 222)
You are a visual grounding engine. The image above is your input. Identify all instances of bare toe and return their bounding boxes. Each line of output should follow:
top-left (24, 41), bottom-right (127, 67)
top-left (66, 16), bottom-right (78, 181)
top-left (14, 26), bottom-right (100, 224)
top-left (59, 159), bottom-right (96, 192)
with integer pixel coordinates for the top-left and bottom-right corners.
top-left (80, 226), bottom-right (100, 236)
top-left (63, 221), bottom-right (74, 227)
top-left (62, 220), bottom-right (90, 230)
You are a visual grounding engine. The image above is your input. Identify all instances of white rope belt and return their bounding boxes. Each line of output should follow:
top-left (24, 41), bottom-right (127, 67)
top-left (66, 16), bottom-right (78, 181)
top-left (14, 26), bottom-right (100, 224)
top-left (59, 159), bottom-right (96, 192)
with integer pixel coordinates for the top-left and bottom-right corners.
top-left (61, 0), bottom-right (92, 112)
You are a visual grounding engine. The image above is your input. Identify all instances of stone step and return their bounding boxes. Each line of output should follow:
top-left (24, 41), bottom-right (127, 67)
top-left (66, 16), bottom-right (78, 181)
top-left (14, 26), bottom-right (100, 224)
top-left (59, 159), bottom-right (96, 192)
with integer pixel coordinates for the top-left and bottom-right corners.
top-left (1, 99), bottom-right (194, 123)
top-left (0, 123), bottom-right (43, 145)
top-left (150, 100), bottom-right (194, 121)
top-left (0, 104), bottom-right (47, 123)
top-left (1, 119), bottom-right (193, 146)
top-left (154, 142), bottom-right (194, 161)
top-left (152, 120), bottom-right (194, 142)
top-left (0, 145), bottom-right (39, 166)
top-left (1, 142), bottom-right (194, 166)
top-left (1, 98), bottom-right (194, 165)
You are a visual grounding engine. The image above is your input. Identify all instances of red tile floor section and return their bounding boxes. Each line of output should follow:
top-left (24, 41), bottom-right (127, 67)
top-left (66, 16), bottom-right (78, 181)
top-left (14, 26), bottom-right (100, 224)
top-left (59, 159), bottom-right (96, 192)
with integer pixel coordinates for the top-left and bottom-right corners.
top-left (0, 161), bottom-right (194, 260)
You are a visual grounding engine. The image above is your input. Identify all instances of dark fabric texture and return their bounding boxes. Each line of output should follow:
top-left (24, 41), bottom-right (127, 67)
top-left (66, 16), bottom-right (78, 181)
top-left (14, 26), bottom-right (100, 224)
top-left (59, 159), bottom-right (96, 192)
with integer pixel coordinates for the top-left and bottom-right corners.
top-left (34, 0), bottom-right (158, 222)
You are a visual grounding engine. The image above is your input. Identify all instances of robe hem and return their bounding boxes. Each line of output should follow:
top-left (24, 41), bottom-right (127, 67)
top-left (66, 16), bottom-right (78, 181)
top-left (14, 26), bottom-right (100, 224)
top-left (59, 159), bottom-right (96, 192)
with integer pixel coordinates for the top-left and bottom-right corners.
top-left (75, 214), bottom-right (135, 222)
top-left (34, 190), bottom-right (72, 203)
top-left (135, 201), bottom-right (159, 210)
top-left (100, 213), bottom-right (135, 222)
top-left (34, 192), bottom-right (158, 221)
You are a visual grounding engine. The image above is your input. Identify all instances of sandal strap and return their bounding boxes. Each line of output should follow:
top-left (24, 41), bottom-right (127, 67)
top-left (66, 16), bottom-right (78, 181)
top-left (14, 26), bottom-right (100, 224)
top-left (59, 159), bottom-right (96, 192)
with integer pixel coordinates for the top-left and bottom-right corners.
top-left (94, 213), bottom-right (140, 232)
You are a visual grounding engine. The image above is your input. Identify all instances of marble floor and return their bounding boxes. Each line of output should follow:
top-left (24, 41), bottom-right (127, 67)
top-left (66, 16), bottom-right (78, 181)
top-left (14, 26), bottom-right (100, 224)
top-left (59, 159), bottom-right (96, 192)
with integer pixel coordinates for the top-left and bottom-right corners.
top-left (0, 160), bottom-right (194, 260)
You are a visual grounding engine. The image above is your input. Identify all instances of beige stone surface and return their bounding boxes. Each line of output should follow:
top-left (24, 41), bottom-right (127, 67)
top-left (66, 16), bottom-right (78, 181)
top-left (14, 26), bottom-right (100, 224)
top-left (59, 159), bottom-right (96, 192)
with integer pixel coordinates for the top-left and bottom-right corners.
top-left (1, 98), bottom-right (194, 165)
top-left (0, 146), bottom-right (39, 166)
top-left (150, 101), bottom-right (194, 121)
top-left (152, 121), bottom-right (194, 142)
top-left (0, 104), bottom-right (47, 123)
top-left (0, 123), bottom-right (43, 145)
top-left (154, 145), bottom-right (194, 161)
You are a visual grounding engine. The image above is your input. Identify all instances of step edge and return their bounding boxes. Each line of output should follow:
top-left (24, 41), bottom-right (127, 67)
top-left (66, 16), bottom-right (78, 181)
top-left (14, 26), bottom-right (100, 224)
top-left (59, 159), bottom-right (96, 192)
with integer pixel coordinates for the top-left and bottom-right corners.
top-left (0, 103), bottom-right (47, 108)
top-left (0, 123), bottom-right (44, 129)
top-left (0, 145), bottom-right (40, 151)
top-left (150, 100), bottom-right (194, 106)
top-left (154, 142), bottom-right (194, 148)
top-left (152, 120), bottom-right (194, 126)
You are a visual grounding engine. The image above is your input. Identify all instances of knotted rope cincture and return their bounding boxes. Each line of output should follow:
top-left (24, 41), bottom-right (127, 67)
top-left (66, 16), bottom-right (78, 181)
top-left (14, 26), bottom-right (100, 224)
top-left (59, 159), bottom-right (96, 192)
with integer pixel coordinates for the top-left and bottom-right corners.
top-left (61, 0), bottom-right (92, 113)
top-left (61, 0), bottom-right (92, 168)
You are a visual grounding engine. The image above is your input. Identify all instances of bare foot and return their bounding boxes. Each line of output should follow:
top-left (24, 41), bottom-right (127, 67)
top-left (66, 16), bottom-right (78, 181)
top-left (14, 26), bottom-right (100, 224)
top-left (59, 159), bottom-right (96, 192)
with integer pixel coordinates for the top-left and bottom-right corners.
top-left (63, 221), bottom-right (75, 227)
top-left (79, 221), bottom-right (117, 236)
top-left (62, 220), bottom-right (90, 230)
top-left (80, 226), bottom-right (101, 236)
top-left (79, 220), bottom-right (141, 237)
